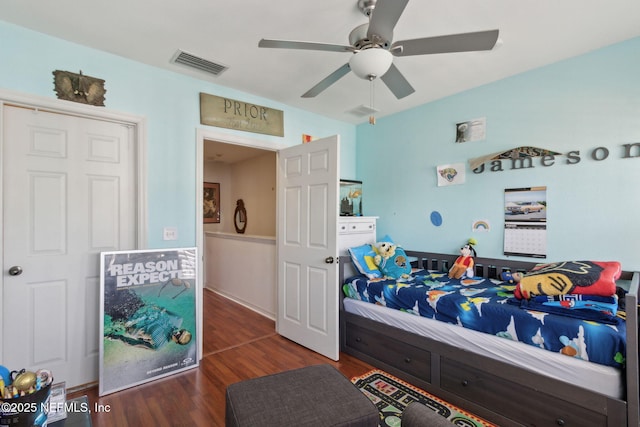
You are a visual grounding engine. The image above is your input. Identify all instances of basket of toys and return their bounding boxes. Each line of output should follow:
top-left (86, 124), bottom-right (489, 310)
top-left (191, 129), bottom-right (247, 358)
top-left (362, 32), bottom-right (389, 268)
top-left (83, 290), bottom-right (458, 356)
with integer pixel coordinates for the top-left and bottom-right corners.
top-left (0, 366), bottom-right (53, 427)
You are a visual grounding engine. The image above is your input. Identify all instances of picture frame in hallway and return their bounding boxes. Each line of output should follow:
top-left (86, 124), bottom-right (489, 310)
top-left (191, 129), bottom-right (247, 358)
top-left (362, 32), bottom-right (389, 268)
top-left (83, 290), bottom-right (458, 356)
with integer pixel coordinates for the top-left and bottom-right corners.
top-left (203, 182), bottom-right (220, 223)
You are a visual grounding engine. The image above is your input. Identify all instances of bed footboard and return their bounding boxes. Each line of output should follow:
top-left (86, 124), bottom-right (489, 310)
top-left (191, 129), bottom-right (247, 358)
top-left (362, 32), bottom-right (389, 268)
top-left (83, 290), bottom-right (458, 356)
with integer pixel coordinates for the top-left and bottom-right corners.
top-left (338, 252), bottom-right (640, 427)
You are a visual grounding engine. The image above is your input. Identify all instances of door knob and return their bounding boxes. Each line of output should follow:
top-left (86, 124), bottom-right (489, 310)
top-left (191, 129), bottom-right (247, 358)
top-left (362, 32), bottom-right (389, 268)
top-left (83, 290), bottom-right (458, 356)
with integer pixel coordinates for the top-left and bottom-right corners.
top-left (325, 257), bottom-right (334, 264)
top-left (8, 266), bottom-right (23, 276)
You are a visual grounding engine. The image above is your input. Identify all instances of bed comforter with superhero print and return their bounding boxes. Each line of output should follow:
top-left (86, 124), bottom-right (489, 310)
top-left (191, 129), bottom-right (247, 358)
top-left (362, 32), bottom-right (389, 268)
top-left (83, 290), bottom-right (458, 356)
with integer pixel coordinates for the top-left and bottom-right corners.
top-left (343, 269), bottom-right (627, 369)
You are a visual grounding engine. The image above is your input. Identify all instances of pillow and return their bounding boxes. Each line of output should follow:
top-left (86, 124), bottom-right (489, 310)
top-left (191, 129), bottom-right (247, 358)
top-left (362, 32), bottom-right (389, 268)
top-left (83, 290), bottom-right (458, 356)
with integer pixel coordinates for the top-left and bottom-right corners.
top-left (377, 246), bottom-right (412, 279)
top-left (513, 260), bottom-right (621, 299)
top-left (348, 244), bottom-right (382, 279)
top-left (342, 283), bottom-right (361, 300)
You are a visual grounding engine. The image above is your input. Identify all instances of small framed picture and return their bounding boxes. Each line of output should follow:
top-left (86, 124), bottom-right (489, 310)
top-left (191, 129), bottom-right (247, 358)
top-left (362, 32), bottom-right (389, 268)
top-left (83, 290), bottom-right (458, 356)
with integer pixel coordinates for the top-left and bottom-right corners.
top-left (203, 182), bottom-right (220, 223)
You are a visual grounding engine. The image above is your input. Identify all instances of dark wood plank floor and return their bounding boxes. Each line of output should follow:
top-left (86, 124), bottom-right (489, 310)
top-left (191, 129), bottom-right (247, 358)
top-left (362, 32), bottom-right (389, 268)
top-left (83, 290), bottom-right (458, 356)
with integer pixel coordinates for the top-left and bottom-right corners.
top-left (68, 289), bottom-right (374, 426)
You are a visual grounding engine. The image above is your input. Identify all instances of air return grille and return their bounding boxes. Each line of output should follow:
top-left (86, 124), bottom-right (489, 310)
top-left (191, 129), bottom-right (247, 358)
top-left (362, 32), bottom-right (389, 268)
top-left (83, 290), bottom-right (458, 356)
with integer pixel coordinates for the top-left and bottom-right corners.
top-left (347, 104), bottom-right (380, 117)
top-left (171, 50), bottom-right (228, 76)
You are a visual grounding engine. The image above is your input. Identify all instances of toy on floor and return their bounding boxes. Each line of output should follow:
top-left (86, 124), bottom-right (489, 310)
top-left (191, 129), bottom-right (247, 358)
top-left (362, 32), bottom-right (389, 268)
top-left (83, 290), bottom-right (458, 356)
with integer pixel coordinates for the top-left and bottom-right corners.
top-left (448, 238), bottom-right (477, 279)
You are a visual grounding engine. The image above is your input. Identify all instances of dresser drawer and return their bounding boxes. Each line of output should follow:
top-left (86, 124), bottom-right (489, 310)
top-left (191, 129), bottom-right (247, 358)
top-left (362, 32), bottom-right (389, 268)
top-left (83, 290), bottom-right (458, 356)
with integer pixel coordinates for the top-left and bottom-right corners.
top-left (345, 321), bottom-right (430, 381)
top-left (440, 358), bottom-right (606, 426)
top-left (339, 220), bottom-right (376, 234)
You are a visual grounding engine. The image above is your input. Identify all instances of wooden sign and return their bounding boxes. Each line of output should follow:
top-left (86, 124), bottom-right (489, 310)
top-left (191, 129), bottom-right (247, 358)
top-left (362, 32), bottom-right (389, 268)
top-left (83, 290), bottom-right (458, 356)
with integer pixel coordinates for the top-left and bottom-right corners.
top-left (200, 92), bottom-right (284, 137)
top-left (53, 70), bottom-right (106, 106)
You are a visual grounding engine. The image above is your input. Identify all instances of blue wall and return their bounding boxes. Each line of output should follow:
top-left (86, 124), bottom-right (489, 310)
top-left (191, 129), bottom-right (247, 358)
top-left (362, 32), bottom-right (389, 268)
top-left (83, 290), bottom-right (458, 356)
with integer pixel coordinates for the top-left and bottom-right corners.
top-left (3, 20), bottom-right (639, 269)
top-left (357, 37), bottom-right (640, 270)
top-left (0, 20), bottom-right (357, 248)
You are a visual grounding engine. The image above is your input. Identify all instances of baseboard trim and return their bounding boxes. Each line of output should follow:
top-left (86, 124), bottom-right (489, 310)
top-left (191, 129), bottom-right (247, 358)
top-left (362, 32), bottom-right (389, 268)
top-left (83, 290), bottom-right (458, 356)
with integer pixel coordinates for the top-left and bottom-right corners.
top-left (204, 287), bottom-right (275, 321)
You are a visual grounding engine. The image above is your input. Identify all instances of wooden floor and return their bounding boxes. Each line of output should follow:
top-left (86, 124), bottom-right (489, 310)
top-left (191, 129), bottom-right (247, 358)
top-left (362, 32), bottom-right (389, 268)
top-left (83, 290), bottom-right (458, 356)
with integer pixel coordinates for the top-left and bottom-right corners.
top-left (68, 289), bottom-right (374, 426)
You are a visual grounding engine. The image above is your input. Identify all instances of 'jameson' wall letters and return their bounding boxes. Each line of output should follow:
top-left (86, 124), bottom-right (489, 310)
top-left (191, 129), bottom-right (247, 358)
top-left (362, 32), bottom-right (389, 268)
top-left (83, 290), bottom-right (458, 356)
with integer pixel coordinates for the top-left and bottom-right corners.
top-left (473, 143), bottom-right (640, 174)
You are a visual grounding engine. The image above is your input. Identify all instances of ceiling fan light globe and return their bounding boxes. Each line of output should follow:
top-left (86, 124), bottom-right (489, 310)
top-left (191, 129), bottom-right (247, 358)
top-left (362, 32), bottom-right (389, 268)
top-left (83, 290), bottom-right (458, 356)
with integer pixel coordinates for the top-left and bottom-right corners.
top-left (349, 48), bottom-right (393, 80)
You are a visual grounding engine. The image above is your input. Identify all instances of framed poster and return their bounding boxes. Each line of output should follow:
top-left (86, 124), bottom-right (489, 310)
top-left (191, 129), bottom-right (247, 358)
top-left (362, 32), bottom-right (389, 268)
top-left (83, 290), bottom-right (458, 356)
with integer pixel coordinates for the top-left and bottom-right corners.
top-left (203, 182), bottom-right (220, 223)
top-left (99, 247), bottom-right (198, 396)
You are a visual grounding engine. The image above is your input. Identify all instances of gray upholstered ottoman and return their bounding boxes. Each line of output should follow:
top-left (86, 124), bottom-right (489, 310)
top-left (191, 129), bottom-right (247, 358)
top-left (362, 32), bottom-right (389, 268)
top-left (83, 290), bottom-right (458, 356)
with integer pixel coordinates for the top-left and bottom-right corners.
top-left (225, 364), bottom-right (379, 427)
top-left (401, 402), bottom-right (454, 427)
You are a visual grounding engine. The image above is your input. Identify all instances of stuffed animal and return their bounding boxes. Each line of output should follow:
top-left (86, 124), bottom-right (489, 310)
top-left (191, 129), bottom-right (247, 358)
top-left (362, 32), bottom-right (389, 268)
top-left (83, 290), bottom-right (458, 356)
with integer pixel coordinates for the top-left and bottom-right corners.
top-left (374, 241), bottom-right (411, 279)
top-left (373, 241), bottom-right (395, 264)
top-left (448, 238), bottom-right (477, 279)
top-left (501, 260), bottom-right (621, 299)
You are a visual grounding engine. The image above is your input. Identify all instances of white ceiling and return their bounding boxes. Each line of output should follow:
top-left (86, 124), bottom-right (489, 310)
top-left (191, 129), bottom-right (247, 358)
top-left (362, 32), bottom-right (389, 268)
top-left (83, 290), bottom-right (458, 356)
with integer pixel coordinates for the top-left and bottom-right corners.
top-left (203, 140), bottom-right (270, 164)
top-left (2, 0), bottom-right (639, 125)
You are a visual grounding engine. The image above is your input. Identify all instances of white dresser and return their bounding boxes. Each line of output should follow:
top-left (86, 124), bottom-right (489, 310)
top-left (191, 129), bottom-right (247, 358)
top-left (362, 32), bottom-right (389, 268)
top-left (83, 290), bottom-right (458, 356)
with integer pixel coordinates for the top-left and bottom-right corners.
top-left (338, 216), bottom-right (378, 254)
top-left (338, 216), bottom-right (377, 277)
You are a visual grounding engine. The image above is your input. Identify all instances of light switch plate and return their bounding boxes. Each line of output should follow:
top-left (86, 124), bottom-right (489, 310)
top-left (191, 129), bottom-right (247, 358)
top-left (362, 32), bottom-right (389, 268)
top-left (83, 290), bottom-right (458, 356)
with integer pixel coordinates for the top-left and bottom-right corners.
top-left (163, 227), bottom-right (178, 240)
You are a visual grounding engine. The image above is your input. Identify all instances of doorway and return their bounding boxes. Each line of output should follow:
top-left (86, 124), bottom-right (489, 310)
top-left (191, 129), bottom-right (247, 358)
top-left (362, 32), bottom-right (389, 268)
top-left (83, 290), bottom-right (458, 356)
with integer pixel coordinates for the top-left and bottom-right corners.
top-left (195, 129), bottom-right (285, 357)
top-left (196, 130), bottom-right (342, 361)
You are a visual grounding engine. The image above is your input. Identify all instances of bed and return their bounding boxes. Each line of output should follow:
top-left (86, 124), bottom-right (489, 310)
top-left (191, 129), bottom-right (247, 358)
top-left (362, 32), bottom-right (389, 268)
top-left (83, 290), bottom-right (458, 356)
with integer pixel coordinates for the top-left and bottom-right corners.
top-left (338, 250), bottom-right (639, 427)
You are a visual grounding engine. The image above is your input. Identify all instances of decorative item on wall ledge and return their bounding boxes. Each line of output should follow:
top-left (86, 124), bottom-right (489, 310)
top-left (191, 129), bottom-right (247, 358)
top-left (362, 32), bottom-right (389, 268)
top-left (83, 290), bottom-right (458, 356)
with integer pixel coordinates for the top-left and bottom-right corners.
top-left (234, 199), bottom-right (247, 234)
top-left (203, 182), bottom-right (220, 224)
top-left (469, 146), bottom-right (561, 170)
top-left (200, 92), bottom-right (284, 137)
top-left (53, 70), bottom-right (106, 106)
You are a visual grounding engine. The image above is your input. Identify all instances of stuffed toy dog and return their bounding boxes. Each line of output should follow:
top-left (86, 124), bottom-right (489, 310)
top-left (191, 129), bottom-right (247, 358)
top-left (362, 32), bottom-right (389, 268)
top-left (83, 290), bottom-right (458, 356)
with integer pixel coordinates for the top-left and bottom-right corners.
top-left (448, 239), bottom-right (477, 279)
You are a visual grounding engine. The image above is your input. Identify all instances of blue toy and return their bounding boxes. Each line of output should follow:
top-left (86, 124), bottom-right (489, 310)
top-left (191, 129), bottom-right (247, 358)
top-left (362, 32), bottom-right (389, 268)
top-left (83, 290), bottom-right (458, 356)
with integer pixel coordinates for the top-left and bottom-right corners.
top-left (374, 241), bottom-right (412, 279)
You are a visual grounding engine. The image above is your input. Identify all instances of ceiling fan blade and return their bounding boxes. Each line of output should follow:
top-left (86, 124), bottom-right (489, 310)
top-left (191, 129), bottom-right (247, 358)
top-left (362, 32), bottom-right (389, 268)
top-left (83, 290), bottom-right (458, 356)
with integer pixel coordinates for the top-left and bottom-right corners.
top-left (391, 29), bottom-right (499, 56)
top-left (367, 0), bottom-right (410, 45)
top-left (301, 63), bottom-right (352, 98)
top-left (259, 38), bottom-right (355, 53)
top-left (380, 63), bottom-right (415, 99)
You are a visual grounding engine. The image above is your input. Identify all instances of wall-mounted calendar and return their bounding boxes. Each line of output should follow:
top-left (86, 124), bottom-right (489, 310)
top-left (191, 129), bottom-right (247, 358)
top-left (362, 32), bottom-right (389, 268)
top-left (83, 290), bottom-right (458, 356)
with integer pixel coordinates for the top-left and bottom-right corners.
top-left (504, 187), bottom-right (547, 258)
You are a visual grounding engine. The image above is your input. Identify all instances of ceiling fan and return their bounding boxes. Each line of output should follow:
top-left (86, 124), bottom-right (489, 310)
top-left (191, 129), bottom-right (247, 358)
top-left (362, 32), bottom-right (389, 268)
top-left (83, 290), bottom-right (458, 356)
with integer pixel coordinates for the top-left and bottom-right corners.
top-left (258, 0), bottom-right (499, 100)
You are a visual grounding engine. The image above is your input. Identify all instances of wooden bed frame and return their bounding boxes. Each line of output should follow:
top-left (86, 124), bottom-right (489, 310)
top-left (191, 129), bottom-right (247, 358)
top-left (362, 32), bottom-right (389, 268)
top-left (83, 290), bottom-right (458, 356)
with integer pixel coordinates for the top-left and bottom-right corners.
top-left (339, 251), bottom-right (639, 427)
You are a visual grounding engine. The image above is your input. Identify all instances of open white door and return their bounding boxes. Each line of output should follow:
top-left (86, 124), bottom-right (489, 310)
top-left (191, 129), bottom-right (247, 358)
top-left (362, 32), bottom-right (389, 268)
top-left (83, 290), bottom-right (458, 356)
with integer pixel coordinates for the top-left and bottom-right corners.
top-left (276, 135), bottom-right (339, 360)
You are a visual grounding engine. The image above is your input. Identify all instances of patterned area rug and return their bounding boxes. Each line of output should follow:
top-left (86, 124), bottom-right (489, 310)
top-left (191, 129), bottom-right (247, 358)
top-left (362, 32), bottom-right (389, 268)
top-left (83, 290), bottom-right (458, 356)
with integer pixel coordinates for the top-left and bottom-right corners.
top-left (352, 370), bottom-right (495, 427)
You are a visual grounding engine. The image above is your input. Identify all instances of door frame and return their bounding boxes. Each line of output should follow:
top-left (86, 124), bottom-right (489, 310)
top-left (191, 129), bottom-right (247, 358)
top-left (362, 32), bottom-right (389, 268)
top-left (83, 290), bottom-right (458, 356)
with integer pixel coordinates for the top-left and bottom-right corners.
top-left (195, 128), bottom-right (285, 358)
top-left (0, 88), bottom-right (148, 361)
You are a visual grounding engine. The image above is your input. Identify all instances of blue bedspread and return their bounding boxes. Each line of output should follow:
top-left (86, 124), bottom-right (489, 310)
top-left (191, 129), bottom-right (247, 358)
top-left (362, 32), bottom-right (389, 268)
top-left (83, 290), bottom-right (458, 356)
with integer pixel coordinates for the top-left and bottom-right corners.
top-left (343, 270), bottom-right (627, 369)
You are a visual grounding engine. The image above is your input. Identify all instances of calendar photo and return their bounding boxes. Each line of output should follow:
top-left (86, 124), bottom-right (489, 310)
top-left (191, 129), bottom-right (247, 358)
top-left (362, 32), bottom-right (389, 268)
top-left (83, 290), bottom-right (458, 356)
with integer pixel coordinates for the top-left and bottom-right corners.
top-left (504, 186), bottom-right (547, 222)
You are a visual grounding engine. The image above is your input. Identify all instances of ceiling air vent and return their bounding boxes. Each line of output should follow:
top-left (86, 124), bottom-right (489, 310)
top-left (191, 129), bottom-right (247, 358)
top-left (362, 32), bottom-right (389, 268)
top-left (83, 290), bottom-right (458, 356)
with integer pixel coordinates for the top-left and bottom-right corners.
top-left (171, 50), bottom-right (228, 76)
top-left (346, 104), bottom-right (380, 117)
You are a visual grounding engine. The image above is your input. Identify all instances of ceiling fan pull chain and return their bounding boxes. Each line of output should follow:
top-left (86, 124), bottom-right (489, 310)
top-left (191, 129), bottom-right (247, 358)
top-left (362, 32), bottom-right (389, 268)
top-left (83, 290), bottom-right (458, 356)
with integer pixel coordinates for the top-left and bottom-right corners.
top-left (369, 75), bottom-right (376, 125)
